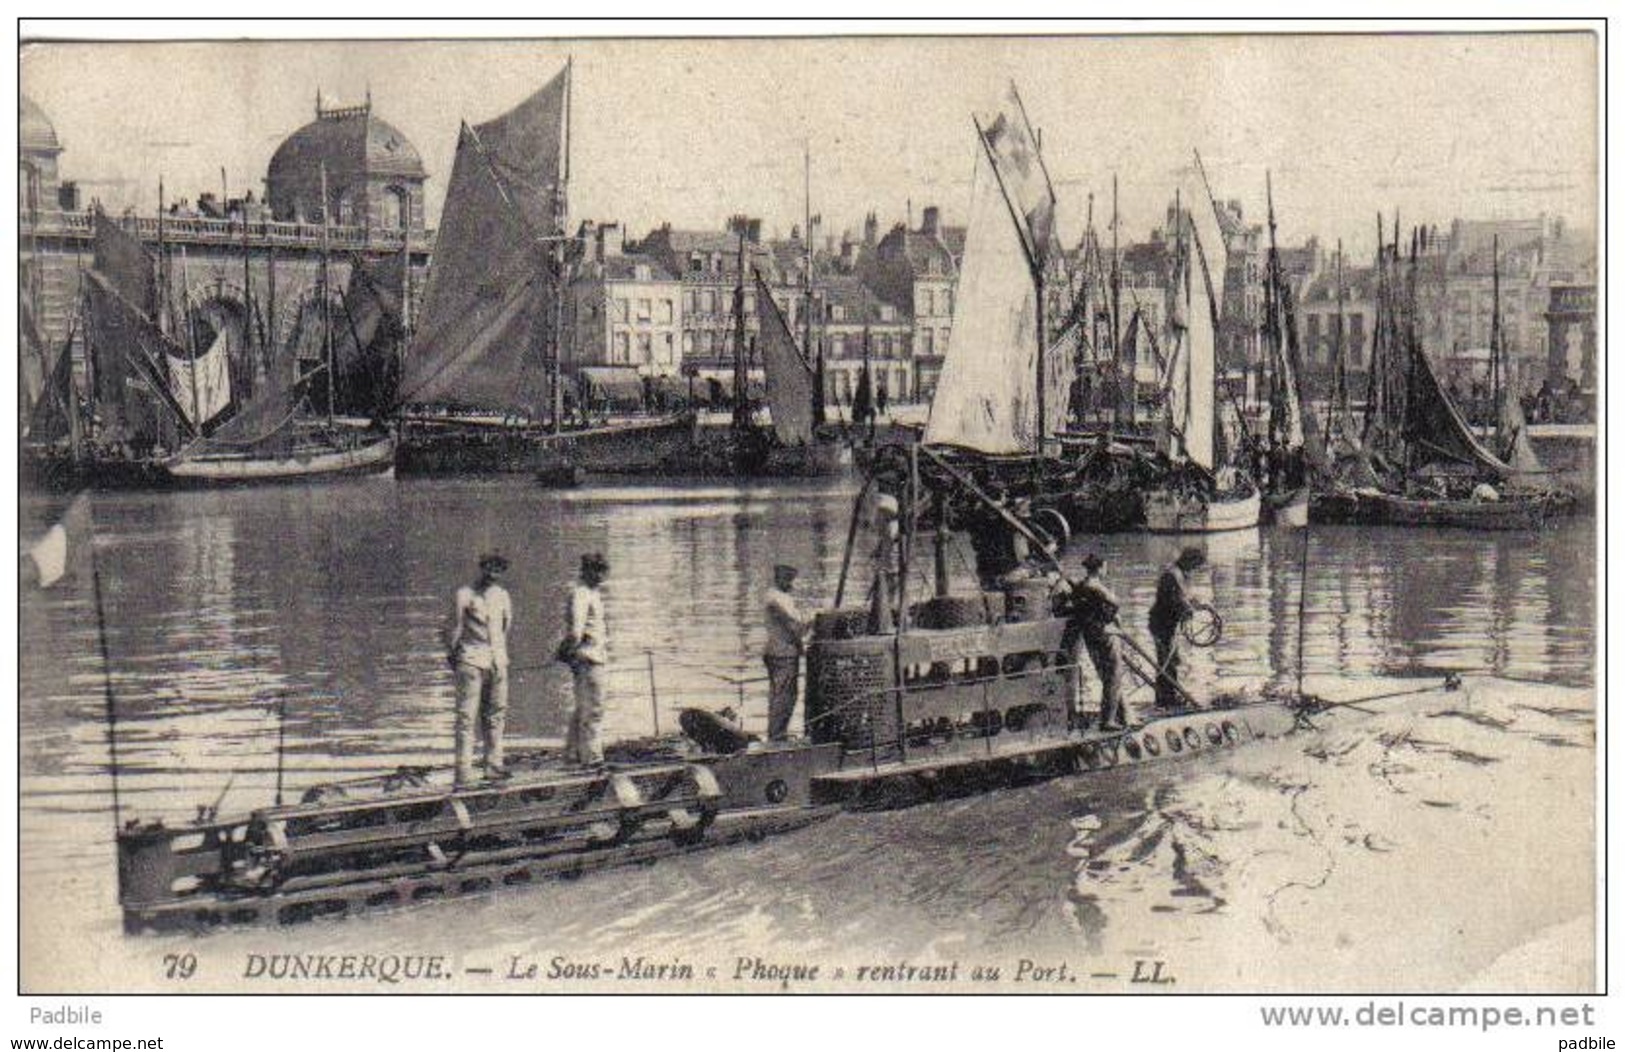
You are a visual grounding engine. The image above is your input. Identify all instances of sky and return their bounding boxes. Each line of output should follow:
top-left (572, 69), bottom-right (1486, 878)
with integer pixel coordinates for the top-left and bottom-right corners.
top-left (19, 32), bottom-right (1599, 259)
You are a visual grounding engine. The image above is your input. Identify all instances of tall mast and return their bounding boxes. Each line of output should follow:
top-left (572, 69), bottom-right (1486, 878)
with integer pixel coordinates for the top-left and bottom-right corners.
top-left (1111, 175), bottom-right (1121, 434)
top-left (732, 224), bottom-right (750, 435)
top-left (157, 177), bottom-right (168, 335)
top-left (1490, 233), bottom-right (1502, 446)
top-left (805, 143), bottom-right (824, 427)
top-left (180, 246), bottom-right (202, 430)
top-left (320, 162), bottom-right (334, 426)
top-left (240, 187), bottom-right (254, 394)
top-left (550, 57), bottom-right (572, 433)
top-left (1329, 239), bottom-right (1345, 450)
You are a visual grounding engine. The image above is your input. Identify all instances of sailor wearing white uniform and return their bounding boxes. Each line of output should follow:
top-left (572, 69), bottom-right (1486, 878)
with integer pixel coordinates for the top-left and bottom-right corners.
top-left (445, 553), bottom-right (513, 786)
top-left (763, 564), bottom-right (810, 741)
top-left (561, 553), bottom-right (611, 766)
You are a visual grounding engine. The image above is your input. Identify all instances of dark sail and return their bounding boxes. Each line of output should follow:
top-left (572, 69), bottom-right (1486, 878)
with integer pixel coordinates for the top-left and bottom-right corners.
top-left (752, 270), bottom-right (815, 445)
top-left (1402, 338), bottom-right (1513, 477)
top-left (83, 270), bottom-right (194, 449)
top-left (399, 69), bottom-right (566, 416)
top-left (331, 253), bottom-right (405, 419)
top-left (93, 211), bottom-right (159, 319)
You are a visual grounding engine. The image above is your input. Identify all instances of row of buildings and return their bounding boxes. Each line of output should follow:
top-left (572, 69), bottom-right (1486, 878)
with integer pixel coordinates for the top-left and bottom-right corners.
top-left (21, 91), bottom-right (1597, 417)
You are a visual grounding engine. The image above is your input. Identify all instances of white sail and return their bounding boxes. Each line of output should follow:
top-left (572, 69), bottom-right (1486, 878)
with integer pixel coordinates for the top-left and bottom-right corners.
top-left (1164, 191), bottom-right (1226, 473)
top-left (923, 149), bottom-right (1041, 454)
top-left (168, 329), bottom-right (233, 427)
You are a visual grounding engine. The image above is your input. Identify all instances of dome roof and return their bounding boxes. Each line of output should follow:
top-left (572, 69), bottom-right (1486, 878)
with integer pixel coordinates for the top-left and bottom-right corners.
top-left (267, 101), bottom-right (425, 183)
top-left (20, 95), bottom-right (62, 155)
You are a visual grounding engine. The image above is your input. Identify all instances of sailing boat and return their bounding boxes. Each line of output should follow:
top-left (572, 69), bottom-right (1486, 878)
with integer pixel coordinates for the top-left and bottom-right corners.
top-left (158, 182), bottom-right (396, 486)
top-left (921, 83), bottom-right (1078, 526)
top-left (1140, 178), bottom-right (1261, 534)
top-left (394, 62), bottom-right (695, 477)
top-left (1255, 175), bottom-right (1324, 527)
top-left (1312, 225), bottom-right (1569, 529)
top-left (740, 267), bottom-right (851, 476)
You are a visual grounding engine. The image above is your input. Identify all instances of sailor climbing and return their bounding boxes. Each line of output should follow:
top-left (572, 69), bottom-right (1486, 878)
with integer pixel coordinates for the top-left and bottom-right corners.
top-left (1061, 552), bottom-right (1127, 731)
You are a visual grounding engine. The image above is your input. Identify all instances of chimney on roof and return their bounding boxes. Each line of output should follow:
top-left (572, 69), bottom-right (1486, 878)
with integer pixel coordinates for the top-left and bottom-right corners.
top-left (863, 212), bottom-right (878, 248)
top-left (841, 237), bottom-right (859, 272)
top-left (922, 205), bottom-right (940, 238)
top-left (748, 218), bottom-right (762, 244)
top-left (601, 221), bottom-right (624, 259)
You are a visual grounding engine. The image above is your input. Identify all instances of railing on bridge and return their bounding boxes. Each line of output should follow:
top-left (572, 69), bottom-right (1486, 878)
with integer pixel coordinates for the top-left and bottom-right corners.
top-left (19, 208), bottom-right (432, 252)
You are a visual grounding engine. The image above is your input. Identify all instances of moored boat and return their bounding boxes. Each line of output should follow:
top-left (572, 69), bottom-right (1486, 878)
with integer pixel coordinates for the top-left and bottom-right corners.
top-left (1310, 487), bottom-right (1568, 530)
top-left (393, 62), bottom-right (701, 477)
top-left (162, 429), bottom-right (396, 486)
top-left (1145, 483), bottom-right (1262, 534)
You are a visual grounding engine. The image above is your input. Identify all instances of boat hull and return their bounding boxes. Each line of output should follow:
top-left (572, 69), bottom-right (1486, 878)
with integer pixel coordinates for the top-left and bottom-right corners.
top-left (1264, 487), bottom-right (1310, 527)
top-left (1310, 488), bottom-right (1564, 530)
top-left (1143, 487), bottom-right (1263, 534)
top-left (162, 435), bottom-right (397, 487)
top-left (396, 413), bottom-right (698, 476)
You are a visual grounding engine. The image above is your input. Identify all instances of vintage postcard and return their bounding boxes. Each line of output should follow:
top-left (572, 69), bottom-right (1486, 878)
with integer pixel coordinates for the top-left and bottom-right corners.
top-left (14, 22), bottom-right (1601, 1024)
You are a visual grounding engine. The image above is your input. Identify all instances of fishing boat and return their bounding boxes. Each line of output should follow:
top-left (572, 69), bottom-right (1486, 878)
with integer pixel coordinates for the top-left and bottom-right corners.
top-left (709, 233), bottom-right (850, 478)
top-left (920, 83), bottom-right (1082, 541)
top-left (1253, 175), bottom-right (1325, 528)
top-left (22, 204), bottom-right (398, 490)
top-left (1138, 162), bottom-right (1263, 535)
top-left (1312, 226), bottom-right (1570, 529)
top-left (394, 62), bottom-right (698, 477)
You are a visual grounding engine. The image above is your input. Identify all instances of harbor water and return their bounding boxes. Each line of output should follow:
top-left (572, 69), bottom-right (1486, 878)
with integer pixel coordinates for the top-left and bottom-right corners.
top-left (18, 478), bottom-right (1596, 992)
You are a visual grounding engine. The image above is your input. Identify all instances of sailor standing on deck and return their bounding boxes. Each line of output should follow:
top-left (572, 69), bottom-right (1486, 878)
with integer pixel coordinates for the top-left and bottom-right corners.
top-left (1063, 553), bottom-right (1127, 731)
top-left (444, 553), bottom-right (513, 786)
top-left (763, 564), bottom-right (810, 741)
top-left (560, 553), bottom-right (612, 767)
top-left (1149, 547), bottom-right (1206, 712)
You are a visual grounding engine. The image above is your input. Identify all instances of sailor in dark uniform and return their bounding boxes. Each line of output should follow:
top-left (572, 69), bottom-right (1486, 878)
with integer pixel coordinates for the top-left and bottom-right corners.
top-left (1148, 547), bottom-right (1206, 711)
top-left (1064, 552), bottom-right (1127, 730)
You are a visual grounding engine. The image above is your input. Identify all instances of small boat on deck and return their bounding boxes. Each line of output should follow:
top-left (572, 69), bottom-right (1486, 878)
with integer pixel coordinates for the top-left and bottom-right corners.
top-left (1144, 482), bottom-right (1263, 534)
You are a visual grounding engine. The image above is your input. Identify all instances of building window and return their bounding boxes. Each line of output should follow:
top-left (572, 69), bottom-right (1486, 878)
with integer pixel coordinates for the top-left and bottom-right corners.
top-left (690, 254), bottom-right (704, 273)
top-left (921, 289), bottom-right (934, 316)
top-left (380, 186), bottom-right (409, 231)
top-left (831, 305), bottom-right (846, 322)
top-left (614, 298), bottom-right (629, 323)
top-left (684, 289), bottom-right (697, 314)
top-left (637, 332), bottom-right (652, 361)
top-left (637, 298), bottom-right (652, 323)
top-left (939, 328), bottom-right (950, 352)
top-left (662, 333), bottom-right (675, 363)
top-left (660, 299), bottom-right (674, 324)
top-left (943, 289), bottom-right (953, 315)
top-left (682, 332), bottom-right (695, 356)
top-left (614, 331), bottom-right (630, 362)
top-left (830, 334), bottom-right (846, 358)
top-left (921, 329), bottom-right (934, 357)
top-left (634, 264), bottom-right (652, 282)
top-left (702, 289), bottom-right (716, 315)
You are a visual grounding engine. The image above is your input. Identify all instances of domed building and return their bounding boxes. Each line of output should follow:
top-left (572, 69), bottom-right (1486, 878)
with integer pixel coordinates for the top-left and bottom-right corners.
top-left (19, 94), bottom-right (63, 212)
top-left (266, 92), bottom-right (427, 234)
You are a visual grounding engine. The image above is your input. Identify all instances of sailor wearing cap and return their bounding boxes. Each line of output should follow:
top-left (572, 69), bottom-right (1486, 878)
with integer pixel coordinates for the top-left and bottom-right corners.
top-left (444, 553), bottom-right (514, 785)
top-left (1149, 547), bottom-right (1207, 711)
top-left (762, 563), bottom-right (810, 741)
top-left (560, 552), bottom-right (612, 766)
